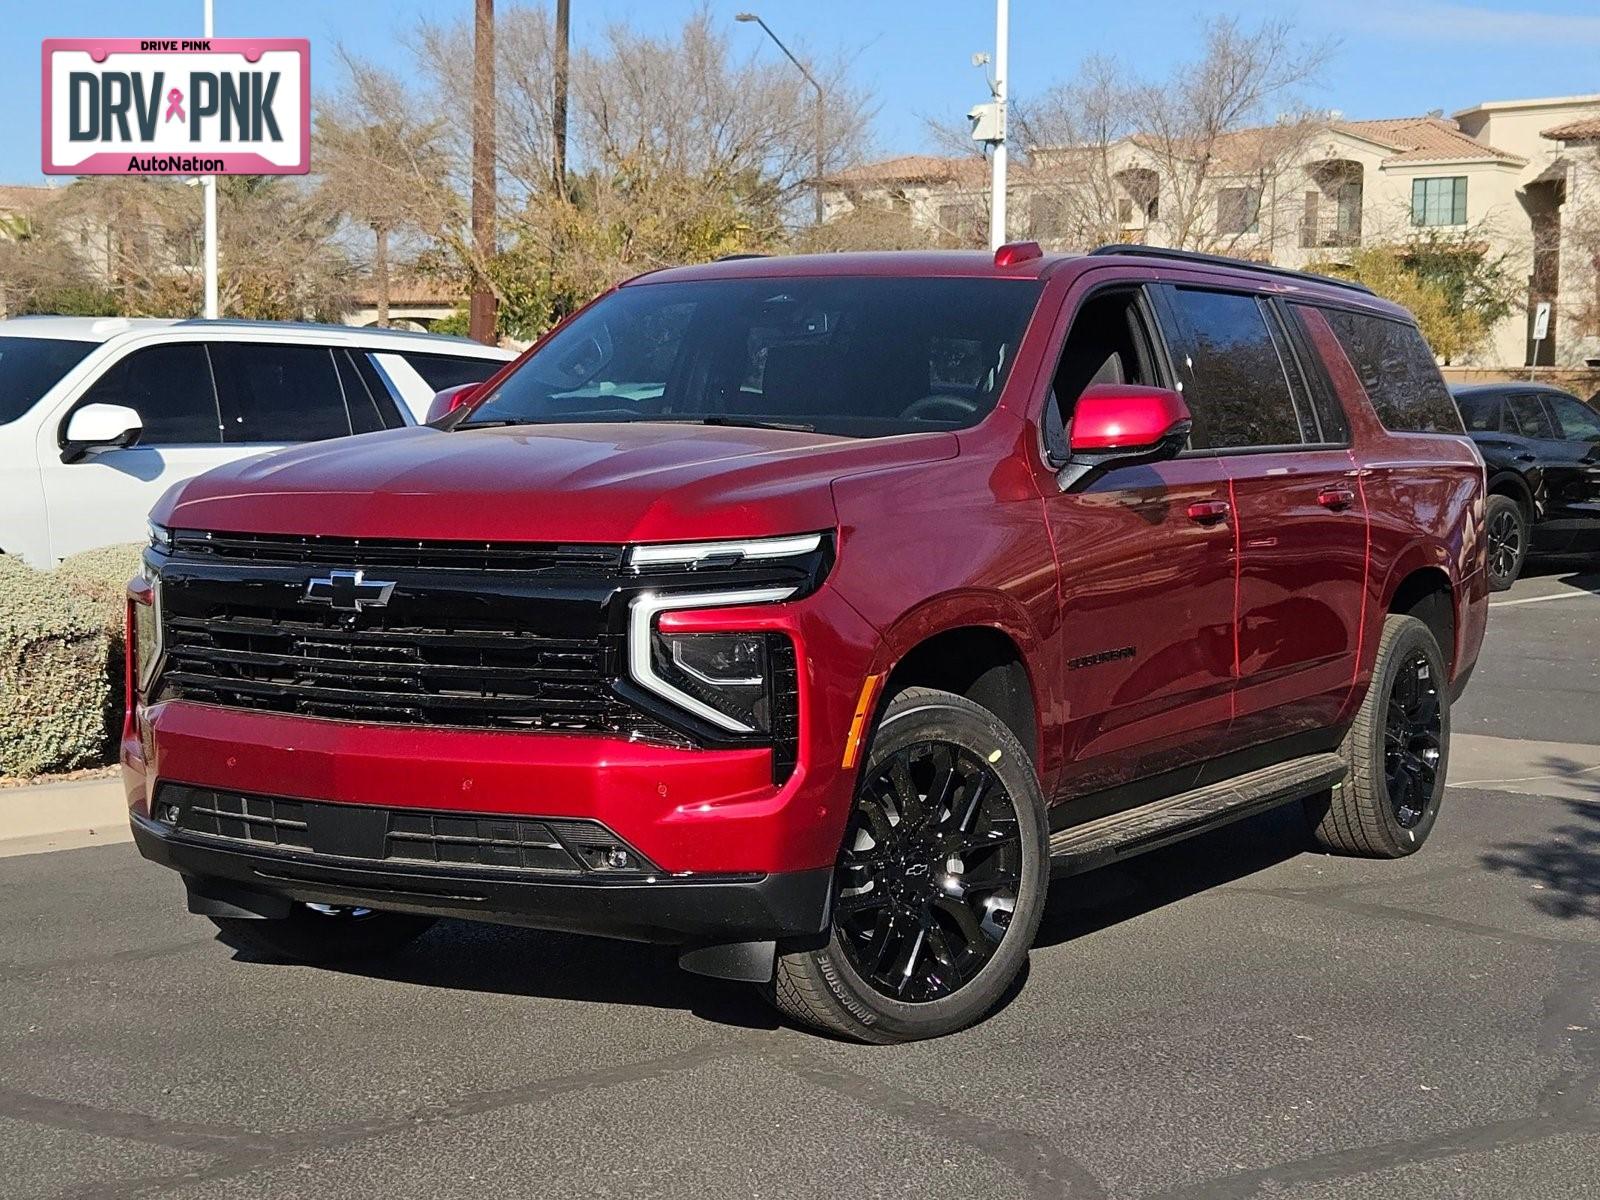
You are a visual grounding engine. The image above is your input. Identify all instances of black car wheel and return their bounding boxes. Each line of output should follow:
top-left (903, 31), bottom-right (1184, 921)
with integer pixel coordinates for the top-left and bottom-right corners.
top-left (1306, 614), bottom-right (1449, 857)
top-left (766, 687), bottom-right (1048, 1043)
top-left (1484, 494), bottom-right (1527, 592)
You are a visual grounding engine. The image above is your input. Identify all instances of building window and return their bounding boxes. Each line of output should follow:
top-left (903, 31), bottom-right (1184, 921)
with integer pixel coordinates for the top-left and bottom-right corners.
top-left (1217, 187), bottom-right (1261, 235)
top-left (1117, 197), bottom-right (1134, 225)
top-left (1411, 176), bottom-right (1467, 227)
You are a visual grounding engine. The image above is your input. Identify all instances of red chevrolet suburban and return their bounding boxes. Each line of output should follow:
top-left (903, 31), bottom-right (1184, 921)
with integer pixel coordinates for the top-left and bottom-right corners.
top-left (125, 244), bottom-right (1488, 1042)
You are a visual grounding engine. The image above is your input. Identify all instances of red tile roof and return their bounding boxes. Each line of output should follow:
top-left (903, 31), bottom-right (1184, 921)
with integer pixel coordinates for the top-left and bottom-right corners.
top-left (1542, 117), bottom-right (1600, 141)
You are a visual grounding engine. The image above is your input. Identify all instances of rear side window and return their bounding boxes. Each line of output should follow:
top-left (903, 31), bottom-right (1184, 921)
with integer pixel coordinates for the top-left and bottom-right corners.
top-left (1162, 287), bottom-right (1306, 449)
top-left (335, 349), bottom-right (406, 434)
top-left (1316, 308), bottom-right (1462, 434)
top-left (1505, 393), bottom-right (1556, 439)
top-left (0, 337), bottom-right (96, 425)
top-left (1455, 393), bottom-right (1503, 432)
top-left (211, 343), bottom-right (352, 443)
top-left (75, 343), bottom-right (221, 444)
top-left (400, 352), bottom-right (502, 393)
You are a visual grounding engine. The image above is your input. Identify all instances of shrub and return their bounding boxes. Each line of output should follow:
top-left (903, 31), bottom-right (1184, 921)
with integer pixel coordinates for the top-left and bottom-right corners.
top-left (0, 555), bottom-right (109, 777)
top-left (55, 543), bottom-right (144, 754)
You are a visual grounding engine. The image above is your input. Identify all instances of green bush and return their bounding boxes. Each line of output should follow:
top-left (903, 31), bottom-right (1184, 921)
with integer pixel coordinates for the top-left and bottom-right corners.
top-left (0, 555), bottom-right (110, 777)
top-left (55, 543), bottom-right (144, 754)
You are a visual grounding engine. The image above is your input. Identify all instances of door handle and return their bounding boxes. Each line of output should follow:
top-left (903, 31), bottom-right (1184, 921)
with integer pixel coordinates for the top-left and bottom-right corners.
top-left (1186, 500), bottom-right (1231, 525)
top-left (1317, 487), bottom-right (1356, 511)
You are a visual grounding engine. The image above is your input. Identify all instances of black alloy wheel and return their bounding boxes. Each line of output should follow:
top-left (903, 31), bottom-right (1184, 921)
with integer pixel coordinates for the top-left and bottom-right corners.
top-left (1486, 498), bottom-right (1525, 590)
top-left (1384, 649), bottom-right (1443, 829)
top-left (835, 740), bottom-right (1023, 1002)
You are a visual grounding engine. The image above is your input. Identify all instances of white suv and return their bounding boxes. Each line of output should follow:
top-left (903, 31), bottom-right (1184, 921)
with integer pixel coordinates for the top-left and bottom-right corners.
top-left (0, 317), bottom-right (515, 565)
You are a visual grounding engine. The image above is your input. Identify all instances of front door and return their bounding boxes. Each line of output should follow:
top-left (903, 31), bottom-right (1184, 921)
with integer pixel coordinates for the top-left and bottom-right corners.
top-left (1040, 285), bottom-right (1238, 797)
top-left (37, 342), bottom-right (239, 560)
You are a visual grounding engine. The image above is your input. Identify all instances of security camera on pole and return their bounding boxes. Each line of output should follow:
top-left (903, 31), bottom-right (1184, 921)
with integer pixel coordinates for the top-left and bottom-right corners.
top-left (967, 0), bottom-right (1008, 250)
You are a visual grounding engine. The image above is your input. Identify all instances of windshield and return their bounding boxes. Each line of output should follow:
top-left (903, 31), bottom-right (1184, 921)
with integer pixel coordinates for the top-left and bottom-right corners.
top-left (0, 337), bottom-right (97, 425)
top-left (464, 276), bottom-right (1044, 437)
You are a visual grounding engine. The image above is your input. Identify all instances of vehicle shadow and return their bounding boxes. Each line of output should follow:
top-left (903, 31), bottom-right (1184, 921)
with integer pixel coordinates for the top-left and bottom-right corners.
top-left (1518, 557), bottom-right (1600, 588)
top-left (235, 802), bottom-right (1314, 1032)
top-left (1480, 755), bottom-right (1600, 921)
top-left (1033, 801), bottom-right (1310, 949)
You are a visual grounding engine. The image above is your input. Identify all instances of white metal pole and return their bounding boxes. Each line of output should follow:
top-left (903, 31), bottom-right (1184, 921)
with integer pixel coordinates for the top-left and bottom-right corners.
top-left (989, 0), bottom-right (1008, 250)
top-left (201, 0), bottom-right (218, 318)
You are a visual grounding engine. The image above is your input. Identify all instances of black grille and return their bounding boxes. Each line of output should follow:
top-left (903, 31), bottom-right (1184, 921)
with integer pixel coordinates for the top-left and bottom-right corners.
top-left (159, 609), bottom-right (678, 738)
top-left (160, 785), bottom-right (659, 875)
top-left (169, 529), bottom-right (624, 575)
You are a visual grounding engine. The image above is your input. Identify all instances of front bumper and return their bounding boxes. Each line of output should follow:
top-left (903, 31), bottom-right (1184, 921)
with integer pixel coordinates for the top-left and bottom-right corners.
top-left (131, 809), bottom-right (833, 948)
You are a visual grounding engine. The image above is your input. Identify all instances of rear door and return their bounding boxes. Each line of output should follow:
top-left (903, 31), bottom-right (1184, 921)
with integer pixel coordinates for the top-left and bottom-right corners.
top-left (1156, 284), bottom-right (1369, 748)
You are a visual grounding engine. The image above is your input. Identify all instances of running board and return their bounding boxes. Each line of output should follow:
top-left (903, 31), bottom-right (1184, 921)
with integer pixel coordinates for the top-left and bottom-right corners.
top-left (1048, 753), bottom-right (1346, 876)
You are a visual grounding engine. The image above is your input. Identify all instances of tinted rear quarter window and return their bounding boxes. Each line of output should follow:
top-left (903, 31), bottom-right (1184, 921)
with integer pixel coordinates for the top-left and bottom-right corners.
top-left (401, 352), bottom-right (504, 393)
top-left (1316, 308), bottom-right (1461, 433)
top-left (211, 343), bottom-right (352, 443)
top-left (1163, 287), bottom-right (1306, 449)
top-left (0, 337), bottom-right (97, 425)
top-left (76, 343), bottom-right (222, 444)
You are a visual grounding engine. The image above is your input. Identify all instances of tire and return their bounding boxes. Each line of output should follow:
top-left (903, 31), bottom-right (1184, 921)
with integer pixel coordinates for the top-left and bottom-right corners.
top-left (766, 687), bottom-right (1049, 1043)
top-left (209, 905), bottom-right (436, 964)
top-left (1484, 493), bottom-right (1527, 592)
top-left (1306, 614), bottom-right (1449, 858)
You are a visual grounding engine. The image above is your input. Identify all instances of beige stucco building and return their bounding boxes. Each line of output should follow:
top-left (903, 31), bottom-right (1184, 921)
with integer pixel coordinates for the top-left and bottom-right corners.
top-left (824, 95), bottom-right (1600, 371)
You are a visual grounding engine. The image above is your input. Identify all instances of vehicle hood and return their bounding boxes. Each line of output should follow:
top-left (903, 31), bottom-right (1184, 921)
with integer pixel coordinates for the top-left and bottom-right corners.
top-left (154, 422), bottom-right (958, 543)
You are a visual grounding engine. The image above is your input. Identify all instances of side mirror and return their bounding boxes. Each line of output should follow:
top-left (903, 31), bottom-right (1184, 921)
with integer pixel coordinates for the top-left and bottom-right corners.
top-left (1056, 384), bottom-right (1192, 492)
top-left (425, 382), bottom-right (481, 425)
top-left (60, 403), bottom-right (143, 463)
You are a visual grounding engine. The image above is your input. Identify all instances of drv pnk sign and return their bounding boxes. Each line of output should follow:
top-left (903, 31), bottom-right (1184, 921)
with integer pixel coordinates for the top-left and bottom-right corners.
top-left (42, 39), bottom-right (309, 175)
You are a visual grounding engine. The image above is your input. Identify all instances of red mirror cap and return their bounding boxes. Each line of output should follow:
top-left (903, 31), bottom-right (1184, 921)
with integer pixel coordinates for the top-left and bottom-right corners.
top-left (425, 383), bottom-right (481, 424)
top-left (1068, 384), bottom-right (1191, 453)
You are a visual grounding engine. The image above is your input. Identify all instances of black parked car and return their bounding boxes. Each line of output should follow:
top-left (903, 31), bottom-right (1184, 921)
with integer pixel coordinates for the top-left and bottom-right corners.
top-left (1451, 383), bottom-right (1600, 589)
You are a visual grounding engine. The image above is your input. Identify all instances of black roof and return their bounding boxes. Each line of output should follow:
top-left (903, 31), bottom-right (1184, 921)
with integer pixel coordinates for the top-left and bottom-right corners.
top-left (1448, 381), bottom-right (1581, 399)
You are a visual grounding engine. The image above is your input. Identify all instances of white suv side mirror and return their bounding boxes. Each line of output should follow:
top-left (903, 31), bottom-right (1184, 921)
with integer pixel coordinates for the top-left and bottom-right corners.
top-left (61, 403), bottom-right (143, 463)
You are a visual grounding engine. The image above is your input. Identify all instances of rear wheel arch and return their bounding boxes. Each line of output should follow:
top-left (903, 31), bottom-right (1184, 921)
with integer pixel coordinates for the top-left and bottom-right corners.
top-left (1385, 566), bottom-right (1455, 674)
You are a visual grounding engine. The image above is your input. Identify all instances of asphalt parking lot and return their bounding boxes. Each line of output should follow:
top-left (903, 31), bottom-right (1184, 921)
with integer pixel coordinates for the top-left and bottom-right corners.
top-left (1, 567), bottom-right (1596, 1200)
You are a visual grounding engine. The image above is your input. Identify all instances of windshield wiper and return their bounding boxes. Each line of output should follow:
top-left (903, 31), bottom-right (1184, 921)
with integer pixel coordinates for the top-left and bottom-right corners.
top-left (657, 415), bottom-right (817, 432)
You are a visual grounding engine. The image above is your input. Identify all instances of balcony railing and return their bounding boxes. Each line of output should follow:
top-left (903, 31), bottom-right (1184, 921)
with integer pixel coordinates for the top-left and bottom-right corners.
top-left (1300, 216), bottom-right (1362, 250)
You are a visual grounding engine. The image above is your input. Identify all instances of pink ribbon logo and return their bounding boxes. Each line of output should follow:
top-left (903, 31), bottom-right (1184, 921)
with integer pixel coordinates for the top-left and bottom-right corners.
top-left (164, 88), bottom-right (185, 123)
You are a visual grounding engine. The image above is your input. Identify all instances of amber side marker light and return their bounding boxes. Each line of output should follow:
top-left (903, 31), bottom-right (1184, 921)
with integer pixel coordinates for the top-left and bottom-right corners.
top-left (841, 672), bottom-right (886, 769)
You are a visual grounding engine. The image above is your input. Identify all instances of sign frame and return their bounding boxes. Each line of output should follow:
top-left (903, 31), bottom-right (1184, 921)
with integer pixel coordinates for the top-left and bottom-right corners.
top-left (41, 37), bottom-right (311, 176)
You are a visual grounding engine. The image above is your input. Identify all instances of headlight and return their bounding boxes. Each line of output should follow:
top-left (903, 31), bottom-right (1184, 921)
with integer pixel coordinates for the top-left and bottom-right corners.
top-left (628, 588), bottom-right (793, 733)
top-left (628, 533), bottom-right (823, 570)
top-left (147, 521), bottom-right (171, 550)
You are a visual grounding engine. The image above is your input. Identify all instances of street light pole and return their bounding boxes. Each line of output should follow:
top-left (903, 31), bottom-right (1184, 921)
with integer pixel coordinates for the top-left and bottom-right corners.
top-left (735, 12), bottom-right (825, 224)
top-left (202, 0), bottom-right (217, 317)
top-left (990, 0), bottom-right (1008, 250)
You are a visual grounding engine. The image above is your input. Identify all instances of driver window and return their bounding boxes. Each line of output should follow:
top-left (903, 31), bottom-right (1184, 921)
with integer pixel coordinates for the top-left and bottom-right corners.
top-left (1043, 289), bottom-right (1156, 458)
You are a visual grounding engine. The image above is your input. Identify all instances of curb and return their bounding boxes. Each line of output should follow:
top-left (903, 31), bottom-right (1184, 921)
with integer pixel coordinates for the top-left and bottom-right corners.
top-left (0, 776), bottom-right (131, 859)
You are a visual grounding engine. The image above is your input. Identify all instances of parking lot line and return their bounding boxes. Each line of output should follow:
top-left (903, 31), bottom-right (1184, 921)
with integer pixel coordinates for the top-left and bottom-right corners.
top-left (1489, 587), bottom-right (1600, 609)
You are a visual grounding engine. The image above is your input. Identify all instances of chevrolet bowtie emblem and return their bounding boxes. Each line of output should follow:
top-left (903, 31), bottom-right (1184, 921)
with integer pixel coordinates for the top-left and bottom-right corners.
top-left (303, 569), bottom-right (396, 611)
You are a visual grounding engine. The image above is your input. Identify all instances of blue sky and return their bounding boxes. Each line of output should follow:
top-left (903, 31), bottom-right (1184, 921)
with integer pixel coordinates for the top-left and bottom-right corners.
top-left (9, 0), bottom-right (1600, 184)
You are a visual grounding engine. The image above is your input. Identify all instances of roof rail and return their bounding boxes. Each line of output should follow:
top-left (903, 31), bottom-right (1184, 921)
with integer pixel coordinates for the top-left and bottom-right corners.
top-left (1088, 244), bottom-right (1375, 296)
top-left (714, 253), bottom-right (770, 262)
